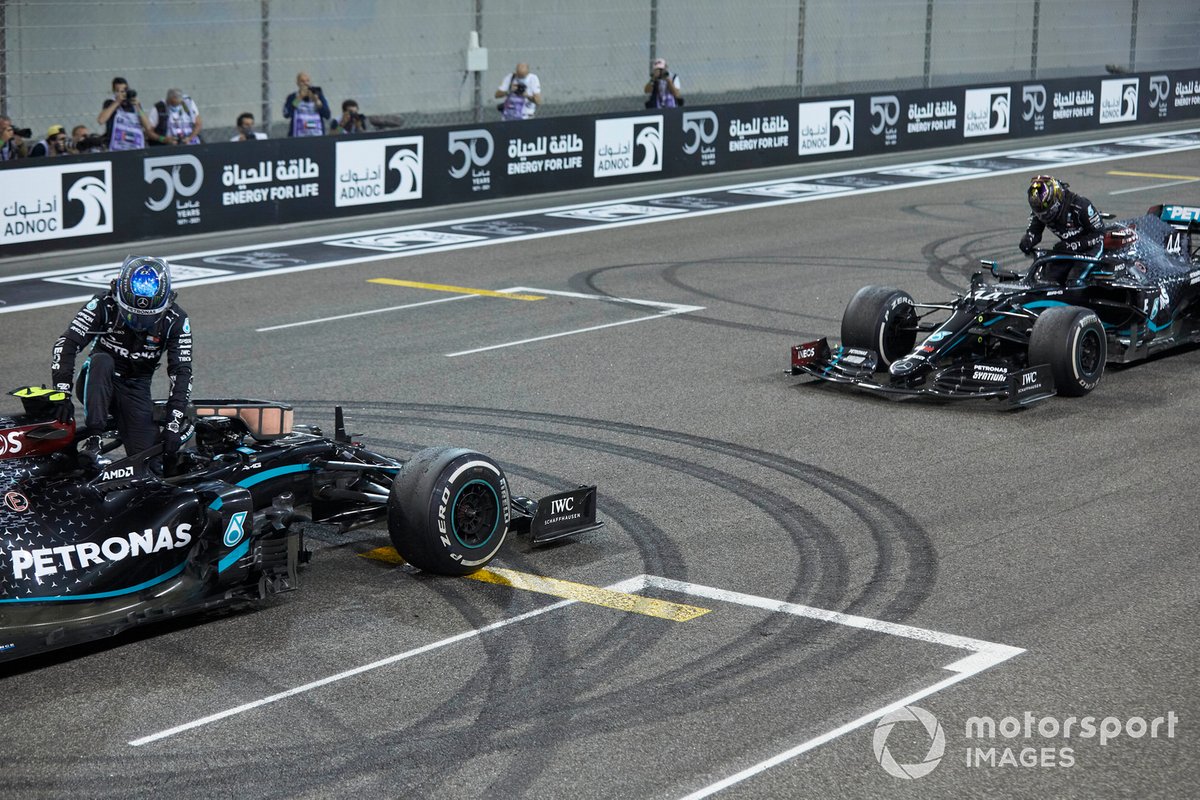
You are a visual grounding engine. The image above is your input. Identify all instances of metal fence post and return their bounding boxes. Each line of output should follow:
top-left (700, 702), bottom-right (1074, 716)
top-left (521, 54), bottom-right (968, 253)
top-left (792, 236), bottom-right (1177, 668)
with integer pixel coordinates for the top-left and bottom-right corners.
top-left (261, 0), bottom-right (270, 133)
top-left (795, 0), bottom-right (805, 94)
top-left (1128, 0), bottom-right (1139, 70)
top-left (1030, 0), bottom-right (1040, 79)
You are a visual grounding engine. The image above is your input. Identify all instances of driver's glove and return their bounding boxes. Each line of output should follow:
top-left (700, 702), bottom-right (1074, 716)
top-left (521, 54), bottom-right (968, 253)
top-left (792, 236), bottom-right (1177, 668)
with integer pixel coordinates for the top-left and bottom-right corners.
top-left (1019, 233), bottom-right (1037, 255)
top-left (163, 409), bottom-right (191, 456)
top-left (51, 391), bottom-right (74, 424)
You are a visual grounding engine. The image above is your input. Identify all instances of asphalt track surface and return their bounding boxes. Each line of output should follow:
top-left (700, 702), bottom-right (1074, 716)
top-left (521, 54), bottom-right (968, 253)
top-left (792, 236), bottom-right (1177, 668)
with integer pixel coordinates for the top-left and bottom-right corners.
top-left (2, 123), bottom-right (1198, 799)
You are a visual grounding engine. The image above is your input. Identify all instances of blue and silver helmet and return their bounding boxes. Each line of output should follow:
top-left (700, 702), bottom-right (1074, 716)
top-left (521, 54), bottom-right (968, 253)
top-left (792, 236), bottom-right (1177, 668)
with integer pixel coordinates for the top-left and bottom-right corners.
top-left (115, 255), bottom-right (172, 331)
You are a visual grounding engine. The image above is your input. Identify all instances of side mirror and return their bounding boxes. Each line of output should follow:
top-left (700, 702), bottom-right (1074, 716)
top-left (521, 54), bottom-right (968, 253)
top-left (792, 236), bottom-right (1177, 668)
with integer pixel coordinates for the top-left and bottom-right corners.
top-left (980, 259), bottom-right (1000, 277)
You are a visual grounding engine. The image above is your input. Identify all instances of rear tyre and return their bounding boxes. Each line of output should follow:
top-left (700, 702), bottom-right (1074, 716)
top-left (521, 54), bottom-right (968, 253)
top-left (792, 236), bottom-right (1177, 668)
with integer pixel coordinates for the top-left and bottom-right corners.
top-left (387, 447), bottom-right (510, 575)
top-left (1028, 306), bottom-right (1106, 397)
top-left (840, 285), bottom-right (917, 367)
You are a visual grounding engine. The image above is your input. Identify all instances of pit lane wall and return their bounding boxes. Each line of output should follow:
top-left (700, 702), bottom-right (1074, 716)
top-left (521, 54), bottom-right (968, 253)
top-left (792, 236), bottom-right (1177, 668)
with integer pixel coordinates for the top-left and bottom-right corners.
top-left (2, 69), bottom-right (1198, 258)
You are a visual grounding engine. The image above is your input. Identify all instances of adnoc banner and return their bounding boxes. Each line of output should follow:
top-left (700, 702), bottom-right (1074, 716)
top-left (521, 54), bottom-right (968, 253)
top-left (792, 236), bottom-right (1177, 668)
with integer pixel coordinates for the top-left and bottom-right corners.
top-left (1, 67), bottom-right (1198, 257)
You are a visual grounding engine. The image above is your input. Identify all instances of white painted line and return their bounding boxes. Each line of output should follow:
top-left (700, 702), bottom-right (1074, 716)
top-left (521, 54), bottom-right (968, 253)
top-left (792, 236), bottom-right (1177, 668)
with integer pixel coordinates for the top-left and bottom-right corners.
top-left (255, 293), bottom-right (475, 332)
top-left (506, 286), bottom-right (703, 312)
top-left (128, 597), bottom-right (578, 747)
top-left (1108, 176), bottom-right (1200, 195)
top-left (128, 572), bottom-right (649, 747)
top-left (644, 576), bottom-right (1022, 670)
top-left (676, 669), bottom-right (977, 800)
top-left (444, 287), bottom-right (704, 357)
top-left (3, 127), bottom-right (1199, 318)
top-left (129, 569), bottom-right (1021, 784)
top-left (446, 311), bottom-right (678, 357)
top-left (642, 576), bottom-right (1023, 799)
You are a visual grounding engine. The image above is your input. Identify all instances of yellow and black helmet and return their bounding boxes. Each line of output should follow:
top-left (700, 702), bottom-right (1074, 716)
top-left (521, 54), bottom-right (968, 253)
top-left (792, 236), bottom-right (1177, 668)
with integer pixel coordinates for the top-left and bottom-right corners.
top-left (1027, 175), bottom-right (1064, 222)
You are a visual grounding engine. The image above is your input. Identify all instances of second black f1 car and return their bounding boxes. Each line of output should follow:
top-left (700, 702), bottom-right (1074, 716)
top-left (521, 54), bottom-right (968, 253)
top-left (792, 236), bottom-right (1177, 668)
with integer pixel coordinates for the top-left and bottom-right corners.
top-left (791, 203), bottom-right (1200, 405)
top-left (0, 392), bottom-right (601, 664)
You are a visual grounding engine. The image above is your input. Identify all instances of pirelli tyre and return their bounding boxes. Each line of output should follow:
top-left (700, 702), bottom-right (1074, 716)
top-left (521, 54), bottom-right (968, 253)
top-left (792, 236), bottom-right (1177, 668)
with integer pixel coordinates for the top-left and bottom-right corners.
top-left (1028, 306), bottom-right (1106, 397)
top-left (387, 447), bottom-right (510, 576)
top-left (840, 285), bottom-right (918, 367)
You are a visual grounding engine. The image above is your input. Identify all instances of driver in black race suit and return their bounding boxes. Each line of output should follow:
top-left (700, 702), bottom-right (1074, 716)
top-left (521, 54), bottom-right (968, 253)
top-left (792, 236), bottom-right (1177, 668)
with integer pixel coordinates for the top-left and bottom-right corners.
top-left (1019, 174), bottom-right (1105, 258)
top-left (50, 256), bottom-right (193, 458)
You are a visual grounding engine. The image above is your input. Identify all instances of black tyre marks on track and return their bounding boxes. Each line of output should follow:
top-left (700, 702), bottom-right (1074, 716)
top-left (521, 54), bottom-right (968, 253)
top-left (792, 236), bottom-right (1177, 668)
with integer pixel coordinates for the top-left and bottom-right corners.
top-left (282, 401), bottom-right (938, 798)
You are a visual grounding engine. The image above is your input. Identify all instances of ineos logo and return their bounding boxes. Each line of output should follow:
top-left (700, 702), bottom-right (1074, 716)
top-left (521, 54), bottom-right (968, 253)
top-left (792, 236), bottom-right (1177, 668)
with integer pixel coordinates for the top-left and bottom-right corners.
top-left (0, 430), bottom-right (25, 457)
top-left (869, 95), bottom-right (900, 134)
top-left (1149, 76), bottom-right (1169, 109)
top-left (1022, 85), bottom-right (1047, 120)
top-left (448, 129), bottom-right (494, 179)
top-left (144, 154), bottom-right (203, 212)
top-left (681, 111), bottom-right (718, 155)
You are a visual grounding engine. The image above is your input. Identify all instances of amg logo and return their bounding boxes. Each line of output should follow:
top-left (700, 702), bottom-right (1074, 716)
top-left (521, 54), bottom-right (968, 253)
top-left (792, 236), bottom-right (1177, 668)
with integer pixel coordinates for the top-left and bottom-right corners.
top-left (100, 465), bottom-right (135, 482)
top-left (551, 497), bottom-right (575, 515)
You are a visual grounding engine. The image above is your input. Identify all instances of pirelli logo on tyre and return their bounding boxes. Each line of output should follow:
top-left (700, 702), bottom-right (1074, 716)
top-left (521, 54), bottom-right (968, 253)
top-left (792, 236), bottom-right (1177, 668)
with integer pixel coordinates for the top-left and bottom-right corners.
top-left (335, 136), bottom-right (424, 207)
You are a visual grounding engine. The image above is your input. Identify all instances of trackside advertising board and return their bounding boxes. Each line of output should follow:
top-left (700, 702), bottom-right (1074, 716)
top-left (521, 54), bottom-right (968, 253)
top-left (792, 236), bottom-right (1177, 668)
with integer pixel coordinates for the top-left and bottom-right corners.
top-left (2, 68), bottom-right (1198, 256)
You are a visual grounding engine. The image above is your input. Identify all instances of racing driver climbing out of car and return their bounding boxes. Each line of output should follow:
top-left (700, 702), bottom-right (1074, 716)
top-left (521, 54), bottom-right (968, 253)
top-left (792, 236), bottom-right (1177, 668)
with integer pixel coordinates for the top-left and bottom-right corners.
top-left (1019, 174), bottom-right (1105, 258)
top-left (49, 255), bottom-right (193, 462)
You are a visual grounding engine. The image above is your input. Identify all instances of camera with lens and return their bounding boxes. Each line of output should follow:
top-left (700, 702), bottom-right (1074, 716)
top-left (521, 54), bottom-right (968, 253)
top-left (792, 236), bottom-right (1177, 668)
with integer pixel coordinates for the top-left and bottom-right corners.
top-left (76, 133), bottom-right (106, 152)
top-left (125, 88), bottom-right (137, 100)
top-left (512, 81), bottom-right (526, 96)
top-left (12, 127), bottom-right (32, 138)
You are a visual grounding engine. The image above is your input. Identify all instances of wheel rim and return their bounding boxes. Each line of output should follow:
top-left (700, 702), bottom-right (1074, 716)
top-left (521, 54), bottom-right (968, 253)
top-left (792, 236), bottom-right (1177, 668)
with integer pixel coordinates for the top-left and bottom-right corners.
top-left (881, 305), bottom-right (915, 363)
top-left (451, 479), bottom-right (500, 548)
top-left (1079, 329), bottom-right (1102, 376)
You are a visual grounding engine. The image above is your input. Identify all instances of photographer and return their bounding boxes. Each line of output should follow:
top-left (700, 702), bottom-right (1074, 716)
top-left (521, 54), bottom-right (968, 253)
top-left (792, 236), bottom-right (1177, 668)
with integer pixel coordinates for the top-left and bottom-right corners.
top-left (28, 125), bottom-right (70, 158)
top-left (495, 63), bottom-right (542, 121)
top-left (71, 125), bottom-right (107, 153)
top-left (644, 58), bottom-right (683, 109)
top-left (330, 99), bottom-right (369, 134)
top-left (98, 76), bottom-right (155, 150)
top-left (147, 88), bottom-right (203, 145)
top-left (230, 112), bottom-right (267, 141)
top-left (283, 72), bottom-right (330, 137)
top-left (1, 116), bottom-right (29, 161)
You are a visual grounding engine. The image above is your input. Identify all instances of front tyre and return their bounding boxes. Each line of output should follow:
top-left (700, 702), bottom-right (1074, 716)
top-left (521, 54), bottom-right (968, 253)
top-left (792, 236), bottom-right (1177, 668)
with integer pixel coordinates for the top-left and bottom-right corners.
top-left (387, 447), bottom-right (510, 575)
top-left (1028, 306), bottom-right (1106, 397)
top-left (840, 285), bottom-right (917, 367)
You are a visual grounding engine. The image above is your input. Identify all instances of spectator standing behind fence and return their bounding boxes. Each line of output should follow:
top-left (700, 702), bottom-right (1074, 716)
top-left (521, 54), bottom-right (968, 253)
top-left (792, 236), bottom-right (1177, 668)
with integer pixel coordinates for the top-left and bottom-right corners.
top-left (644, 58), bottom-right (682, 108)
top-left (147, 89), bottom-right (203, 145)
top-left (28, 125), bottom-right (69, 158)
top-left (98, 77), bottom-right (155, 150)
top-left (230, 112), bottom-right (267, 141)
top-left (329, 99), bottom-right (369, 134)
top-left (283, 72), bottom-right (330, 136)
top-left (495, 63), bottom-right (542, 120)
top-left (1, 116), bottom-right (28, 161)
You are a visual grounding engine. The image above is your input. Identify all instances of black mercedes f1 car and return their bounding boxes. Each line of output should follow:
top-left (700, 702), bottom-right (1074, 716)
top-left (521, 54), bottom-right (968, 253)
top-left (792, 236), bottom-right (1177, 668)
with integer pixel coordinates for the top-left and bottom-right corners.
top-left (0, 390), bottom-right (601, 664)
top-left (791, 204), bottom-right (1200, 405)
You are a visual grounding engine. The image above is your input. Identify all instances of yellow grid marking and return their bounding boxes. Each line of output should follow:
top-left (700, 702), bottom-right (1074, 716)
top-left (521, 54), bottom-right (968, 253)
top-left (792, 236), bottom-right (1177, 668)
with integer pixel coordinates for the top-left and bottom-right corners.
top-left (358, 549), bottom-right (710, 622)
top-left (368, 278), bottom-right (544, 301)
top-left (1107, 170), bottom-right (1200, 181)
